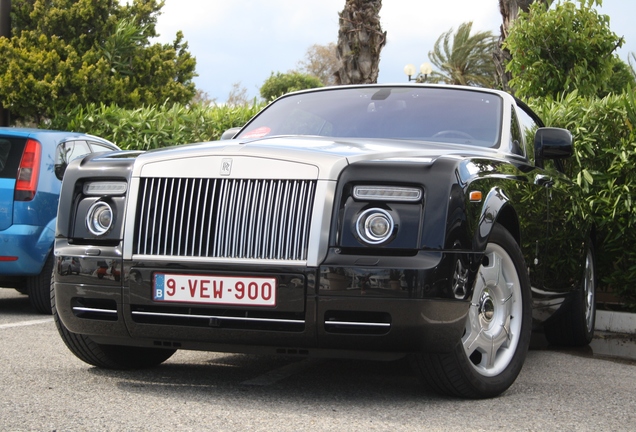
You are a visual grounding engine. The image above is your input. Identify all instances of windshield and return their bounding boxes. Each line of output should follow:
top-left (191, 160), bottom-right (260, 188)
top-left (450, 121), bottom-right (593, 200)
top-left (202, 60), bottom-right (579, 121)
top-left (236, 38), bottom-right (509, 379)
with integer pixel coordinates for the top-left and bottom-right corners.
top-left (237, 87), bottom-right (503, 148)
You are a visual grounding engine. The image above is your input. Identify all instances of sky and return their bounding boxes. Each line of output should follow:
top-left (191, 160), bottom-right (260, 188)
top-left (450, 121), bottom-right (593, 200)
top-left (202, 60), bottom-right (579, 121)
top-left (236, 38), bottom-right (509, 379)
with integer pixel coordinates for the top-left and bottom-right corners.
top-left (151, 0), bottom-right (636, 103)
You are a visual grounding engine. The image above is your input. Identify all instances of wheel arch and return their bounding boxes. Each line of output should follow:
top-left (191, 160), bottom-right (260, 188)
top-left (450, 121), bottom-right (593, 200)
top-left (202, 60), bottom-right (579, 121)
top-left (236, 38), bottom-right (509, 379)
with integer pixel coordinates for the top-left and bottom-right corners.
top-left (473, 187), bottom-right (521, 252)
top-left (495, 205), bottom-right (521, 247)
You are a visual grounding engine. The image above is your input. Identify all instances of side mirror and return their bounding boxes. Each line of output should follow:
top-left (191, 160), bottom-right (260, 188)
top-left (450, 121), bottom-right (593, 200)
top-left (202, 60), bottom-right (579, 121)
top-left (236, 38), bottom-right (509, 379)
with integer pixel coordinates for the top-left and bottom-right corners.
top-left (534, 127), bottom-right (573, 167)
top-left (220, 127), bottom-right (242, 140)
top-left (54, 163), bottom-right (67, 180)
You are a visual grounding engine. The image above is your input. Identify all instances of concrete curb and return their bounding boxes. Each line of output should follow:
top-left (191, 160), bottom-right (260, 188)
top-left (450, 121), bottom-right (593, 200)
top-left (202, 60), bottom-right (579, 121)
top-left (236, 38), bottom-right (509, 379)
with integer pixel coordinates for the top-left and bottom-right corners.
top-left (595, 310), bottom-right (636, 334)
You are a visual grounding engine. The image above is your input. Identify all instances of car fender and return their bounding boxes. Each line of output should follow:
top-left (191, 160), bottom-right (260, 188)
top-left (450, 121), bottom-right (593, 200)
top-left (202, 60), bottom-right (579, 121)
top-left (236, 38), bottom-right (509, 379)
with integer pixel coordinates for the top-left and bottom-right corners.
top-left (32, 218), bottom-right (56, 273)
top-left (473, 187), bottom-right (518, 252)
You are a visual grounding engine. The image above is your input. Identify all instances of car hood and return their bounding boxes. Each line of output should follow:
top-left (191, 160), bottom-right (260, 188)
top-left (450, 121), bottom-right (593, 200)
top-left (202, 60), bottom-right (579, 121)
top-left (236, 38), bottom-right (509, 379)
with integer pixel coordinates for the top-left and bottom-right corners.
top-left (131, 135), bottom-right (499, 181)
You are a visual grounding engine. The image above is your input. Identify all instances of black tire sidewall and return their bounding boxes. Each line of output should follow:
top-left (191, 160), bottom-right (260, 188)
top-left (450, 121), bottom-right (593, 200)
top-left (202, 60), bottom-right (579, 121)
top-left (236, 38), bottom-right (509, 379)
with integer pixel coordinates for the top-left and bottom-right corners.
top-left (27, 254), bottom-right (54, 314)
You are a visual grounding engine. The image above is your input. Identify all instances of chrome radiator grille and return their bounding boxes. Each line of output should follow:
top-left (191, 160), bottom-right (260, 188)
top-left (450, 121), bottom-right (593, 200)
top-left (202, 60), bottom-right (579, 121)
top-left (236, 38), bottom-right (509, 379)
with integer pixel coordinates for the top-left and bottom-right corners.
top-left (133, 178), bottom-right (316, 261)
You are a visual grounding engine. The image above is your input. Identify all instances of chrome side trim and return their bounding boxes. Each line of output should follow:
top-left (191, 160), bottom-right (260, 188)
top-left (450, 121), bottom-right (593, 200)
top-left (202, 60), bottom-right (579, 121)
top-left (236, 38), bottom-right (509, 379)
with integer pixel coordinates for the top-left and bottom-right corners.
top-left (132, 310), bottom-right (304, 324)
top-left (324, 321), bottom-right (391, 328)
top-left (72, 307), bottom-right (118, 315)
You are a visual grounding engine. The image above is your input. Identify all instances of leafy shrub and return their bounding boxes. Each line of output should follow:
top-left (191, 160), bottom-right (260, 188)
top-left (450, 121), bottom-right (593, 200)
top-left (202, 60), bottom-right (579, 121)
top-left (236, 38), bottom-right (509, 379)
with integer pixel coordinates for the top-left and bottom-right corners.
top-left (259, 72), bottom-right (323, 101)
top-left (505, 0), bottom-right (625, 99)
top-left (530, 92), bottom-right (636, 310)
top-left (49, 101), bottom-right (264, 150)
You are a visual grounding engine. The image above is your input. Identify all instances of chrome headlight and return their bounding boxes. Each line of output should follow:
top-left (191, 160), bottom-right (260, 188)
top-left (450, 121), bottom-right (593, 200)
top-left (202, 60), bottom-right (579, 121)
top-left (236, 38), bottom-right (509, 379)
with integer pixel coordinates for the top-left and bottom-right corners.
top-left (356, 208), bottom-right (394, 245)
top-left (86, 201), bottom-right (114, 236)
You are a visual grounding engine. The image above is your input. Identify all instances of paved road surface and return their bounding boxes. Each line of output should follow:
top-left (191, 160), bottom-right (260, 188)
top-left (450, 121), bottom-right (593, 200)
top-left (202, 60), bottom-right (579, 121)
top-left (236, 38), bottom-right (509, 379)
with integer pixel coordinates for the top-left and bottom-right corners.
top-left (1, 289), bottom-right (635, 431)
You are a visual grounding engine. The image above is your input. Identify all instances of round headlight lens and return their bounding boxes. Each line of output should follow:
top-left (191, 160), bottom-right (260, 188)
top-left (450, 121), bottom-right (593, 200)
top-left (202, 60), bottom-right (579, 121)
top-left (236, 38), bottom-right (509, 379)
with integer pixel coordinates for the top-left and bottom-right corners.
top-left (86, 201), bottom-right (113, 236)
top-left (356, 208), bottom-right (394, 245)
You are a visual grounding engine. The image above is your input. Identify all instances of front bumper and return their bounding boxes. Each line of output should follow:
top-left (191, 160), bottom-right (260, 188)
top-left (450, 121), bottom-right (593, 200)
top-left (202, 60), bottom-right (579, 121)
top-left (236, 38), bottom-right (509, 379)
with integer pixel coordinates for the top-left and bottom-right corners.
top-left (54, 250), bottom-right (475, 357)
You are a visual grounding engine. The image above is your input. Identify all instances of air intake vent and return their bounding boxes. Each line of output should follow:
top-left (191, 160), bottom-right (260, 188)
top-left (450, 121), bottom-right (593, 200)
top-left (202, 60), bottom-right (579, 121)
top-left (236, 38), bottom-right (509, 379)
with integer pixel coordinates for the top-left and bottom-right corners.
top-left (133, 178), bottom-right (316, 261)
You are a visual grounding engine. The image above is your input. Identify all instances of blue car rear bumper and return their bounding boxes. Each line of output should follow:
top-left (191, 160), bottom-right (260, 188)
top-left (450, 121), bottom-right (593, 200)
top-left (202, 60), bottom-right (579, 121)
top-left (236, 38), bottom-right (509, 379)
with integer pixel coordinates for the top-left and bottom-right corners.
top-left (0, 223), bottom-right (54, 276)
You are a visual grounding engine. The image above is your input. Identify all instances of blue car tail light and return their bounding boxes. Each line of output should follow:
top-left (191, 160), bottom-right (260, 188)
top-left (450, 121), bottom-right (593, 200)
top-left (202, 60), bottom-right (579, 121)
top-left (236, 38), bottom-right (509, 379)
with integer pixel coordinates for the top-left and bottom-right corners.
top-left (14, 139), bottom-right (41, 201)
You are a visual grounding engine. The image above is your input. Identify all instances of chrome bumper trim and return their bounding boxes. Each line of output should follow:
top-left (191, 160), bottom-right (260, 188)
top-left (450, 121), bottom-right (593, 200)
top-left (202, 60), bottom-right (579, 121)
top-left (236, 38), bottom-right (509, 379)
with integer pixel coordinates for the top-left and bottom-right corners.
top-left (131, 310), bottom-right (304, 325)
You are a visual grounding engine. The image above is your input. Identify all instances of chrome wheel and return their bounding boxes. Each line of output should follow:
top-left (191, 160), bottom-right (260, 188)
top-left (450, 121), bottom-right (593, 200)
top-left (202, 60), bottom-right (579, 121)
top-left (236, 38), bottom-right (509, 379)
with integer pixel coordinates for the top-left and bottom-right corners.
top-left (583, 248), bottom-right (596, 334)
top-left (463, 243), bottom-right (523, 377)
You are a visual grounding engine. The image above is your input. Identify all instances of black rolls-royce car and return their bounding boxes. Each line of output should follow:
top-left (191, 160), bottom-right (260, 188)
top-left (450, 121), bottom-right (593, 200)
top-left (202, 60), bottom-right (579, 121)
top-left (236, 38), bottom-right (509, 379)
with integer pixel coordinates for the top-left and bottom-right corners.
top-left (53, 85), bottom-right (595, 398)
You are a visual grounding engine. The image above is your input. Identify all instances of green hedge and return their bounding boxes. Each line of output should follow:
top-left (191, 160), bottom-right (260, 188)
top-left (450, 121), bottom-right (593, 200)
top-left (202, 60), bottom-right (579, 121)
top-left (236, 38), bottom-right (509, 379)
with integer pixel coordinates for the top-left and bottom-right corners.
top-left (49, 101), bottom-right (264, 150)
top-left (531, 91), bottom-right (636, 310)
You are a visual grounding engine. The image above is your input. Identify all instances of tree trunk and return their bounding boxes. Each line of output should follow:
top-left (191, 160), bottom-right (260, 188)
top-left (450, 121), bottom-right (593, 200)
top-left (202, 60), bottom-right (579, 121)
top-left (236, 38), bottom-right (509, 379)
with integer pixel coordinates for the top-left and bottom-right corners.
top-left (495, 0), bottom-right (552, 92)
top-left (335, 0), bottom-right (386, 85)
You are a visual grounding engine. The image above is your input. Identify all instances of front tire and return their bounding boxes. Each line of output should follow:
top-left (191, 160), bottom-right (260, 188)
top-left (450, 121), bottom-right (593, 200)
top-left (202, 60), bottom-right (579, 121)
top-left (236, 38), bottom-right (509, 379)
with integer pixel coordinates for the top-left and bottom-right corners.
top-left (411, 224), bottom-right (532, 398)
top-left (52, 279), bottom-right (176, 369)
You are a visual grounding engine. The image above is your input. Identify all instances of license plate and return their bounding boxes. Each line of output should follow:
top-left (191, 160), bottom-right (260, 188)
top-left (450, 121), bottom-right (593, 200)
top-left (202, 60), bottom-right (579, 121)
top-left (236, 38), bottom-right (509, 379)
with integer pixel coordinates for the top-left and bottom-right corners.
top-left (153, 273), bottom-right (277, 307)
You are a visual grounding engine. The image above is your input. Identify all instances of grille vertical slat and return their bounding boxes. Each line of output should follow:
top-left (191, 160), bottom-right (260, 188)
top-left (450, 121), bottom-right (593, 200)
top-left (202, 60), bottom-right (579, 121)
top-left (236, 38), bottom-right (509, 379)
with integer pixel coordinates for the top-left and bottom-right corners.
top-left (198, 179), bottom-right (209, 257)
top-left (269, 181), bottom-right (282, 259)
top-left (159, 179), bottom-right (172, 253)
top-left (254, 181), bottom-right (266, 258)
top-left (239, 181), bottom-right (253, 258)
top-left (232, 180), bottom-right (245, 258)
top-left (134, 178), bottom-right (316, 261)
top-left (286, 181), bottom-right (298, 259)
top-left (262, 181), bottom-right (274, 259)
top-left (214, 180), bottom-right (229, 257)
top-left (204, 179), bottom-right (217, 257)
top-left (165, 182), bottom-right (180, 255)
top-left (245, 184), bottom-right (258, 256)
top-left (148, 180), bottom-right (158, 254)
top-left (280, 180), bottom-right (289, 259)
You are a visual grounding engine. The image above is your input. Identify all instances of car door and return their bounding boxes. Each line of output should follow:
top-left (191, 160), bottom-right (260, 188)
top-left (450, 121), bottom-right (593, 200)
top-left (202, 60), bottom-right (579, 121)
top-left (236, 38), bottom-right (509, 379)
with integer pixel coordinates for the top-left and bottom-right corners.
top-left (516, 104), bottom-right (586, 299)
top-left (539, 161), bottom-right (587, 293)
top-left (511, 106), bottom-right (549, 294)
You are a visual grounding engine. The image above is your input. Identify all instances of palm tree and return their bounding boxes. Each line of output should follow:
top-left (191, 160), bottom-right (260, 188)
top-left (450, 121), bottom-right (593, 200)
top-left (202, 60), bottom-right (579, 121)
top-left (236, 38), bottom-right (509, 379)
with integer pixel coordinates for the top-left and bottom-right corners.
top-left (428, 22), bottom-right (497, 87)
top-left (334, 0), bottom-right (386, 85)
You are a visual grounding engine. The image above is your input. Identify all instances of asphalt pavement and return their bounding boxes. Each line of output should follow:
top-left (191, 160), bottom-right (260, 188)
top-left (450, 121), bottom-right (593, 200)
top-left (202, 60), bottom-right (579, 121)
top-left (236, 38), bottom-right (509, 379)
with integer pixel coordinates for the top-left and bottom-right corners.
top-left (1, 288), bottom-right (635, 431)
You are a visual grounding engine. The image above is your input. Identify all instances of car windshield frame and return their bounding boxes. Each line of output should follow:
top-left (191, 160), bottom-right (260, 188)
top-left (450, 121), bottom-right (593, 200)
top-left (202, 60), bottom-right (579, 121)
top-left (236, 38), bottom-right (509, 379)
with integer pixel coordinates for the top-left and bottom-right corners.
top-left (237, 86), bottom-right (503, 149)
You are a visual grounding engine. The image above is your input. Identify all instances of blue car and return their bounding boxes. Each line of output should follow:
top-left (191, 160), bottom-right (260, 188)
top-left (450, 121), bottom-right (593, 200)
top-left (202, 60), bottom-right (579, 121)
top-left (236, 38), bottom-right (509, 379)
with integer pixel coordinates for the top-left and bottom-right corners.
top-left (0, 128), bottom-right (119, 313)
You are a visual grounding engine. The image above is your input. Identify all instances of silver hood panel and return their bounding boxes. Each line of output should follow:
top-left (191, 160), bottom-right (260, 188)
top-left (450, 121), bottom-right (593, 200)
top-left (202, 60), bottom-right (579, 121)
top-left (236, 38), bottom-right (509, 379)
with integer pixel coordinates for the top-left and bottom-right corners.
top-left (130, 136), bottom-right (481, 181)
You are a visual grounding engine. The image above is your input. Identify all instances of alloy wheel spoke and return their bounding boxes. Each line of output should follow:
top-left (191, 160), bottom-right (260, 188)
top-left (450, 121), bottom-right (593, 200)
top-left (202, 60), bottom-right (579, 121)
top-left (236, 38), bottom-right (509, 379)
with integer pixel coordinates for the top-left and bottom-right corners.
top-left (463, 304), bottom-right (483, 352)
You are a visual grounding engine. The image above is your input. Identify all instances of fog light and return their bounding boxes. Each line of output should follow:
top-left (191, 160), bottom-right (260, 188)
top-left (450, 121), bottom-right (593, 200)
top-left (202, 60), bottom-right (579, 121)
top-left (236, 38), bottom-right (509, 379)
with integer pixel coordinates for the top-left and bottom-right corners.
top-left (86, 201), bottom-right (113, 236)
top-left (356, 208), bottom-right (394, 245)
